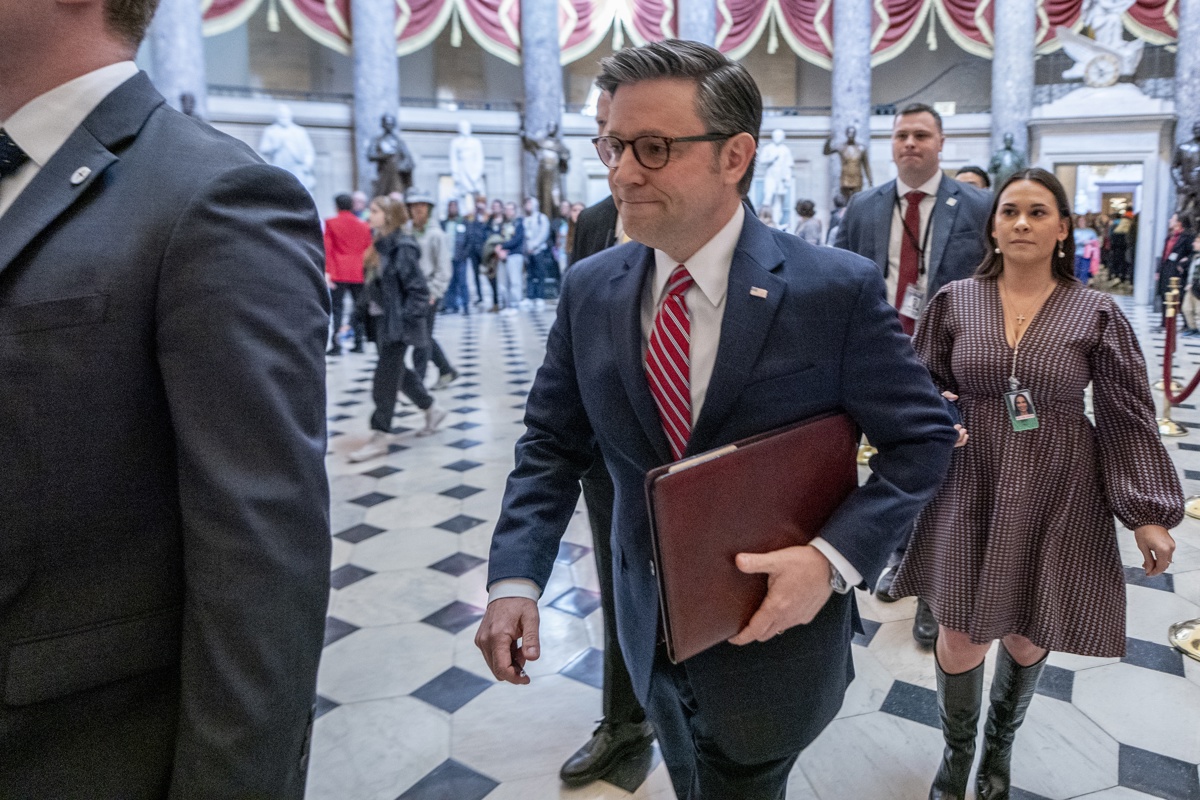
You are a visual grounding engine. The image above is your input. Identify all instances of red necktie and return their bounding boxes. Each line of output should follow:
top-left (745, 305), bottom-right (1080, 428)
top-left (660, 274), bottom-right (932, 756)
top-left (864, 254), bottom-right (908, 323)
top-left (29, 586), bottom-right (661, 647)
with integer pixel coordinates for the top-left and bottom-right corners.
top-left (646, 265), bottom-right (694, 461)
top-left (896, 190), bottom-right (926, 336)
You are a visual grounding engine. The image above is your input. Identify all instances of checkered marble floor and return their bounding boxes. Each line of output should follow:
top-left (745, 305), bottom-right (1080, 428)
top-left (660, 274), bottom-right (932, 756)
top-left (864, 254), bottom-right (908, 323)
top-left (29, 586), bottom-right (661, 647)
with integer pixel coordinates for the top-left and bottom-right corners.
top-left (308, 296), bottom-right (1200, 800)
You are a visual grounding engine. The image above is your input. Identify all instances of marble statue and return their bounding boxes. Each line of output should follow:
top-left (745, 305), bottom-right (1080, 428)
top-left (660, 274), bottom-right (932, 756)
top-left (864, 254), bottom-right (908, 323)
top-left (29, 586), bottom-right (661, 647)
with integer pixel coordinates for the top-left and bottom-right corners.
top-left (823, 126), bottom-right (872, 201)
top-left (1056, 0), bottom-right (1143, 86)
top-left (758, 129), bottom-right (794, 227)
top-left (1173, 122), bottom-right (1200, 229)
top-left (259, 104), bottom-right (316, 192)
top-left (988, 133), bottom-right (1028, 188)
top-left (449, 120), bottom-right (486, 210)
top-left (367, 113), bottom-right (416, 198)
top-left (521, 122), bottom-right (569, 218)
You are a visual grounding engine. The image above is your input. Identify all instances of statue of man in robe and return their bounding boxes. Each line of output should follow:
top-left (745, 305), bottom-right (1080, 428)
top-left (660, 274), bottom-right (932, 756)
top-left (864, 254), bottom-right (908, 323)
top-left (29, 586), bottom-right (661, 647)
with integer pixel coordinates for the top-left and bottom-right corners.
top-left (259, 104), bottom-right (316, 193)
top-left (988, 133), bottom-right (1028, 188)
top-left (1173, 122), bottom-right (1200, 229)
top-left (450, 120), bottom-right (486, 210)
top-left (759, 129), bottom-right (794, 227)
top-left (367, 113), bottom-right (416, 198)
top-left (521, 122), bottom-right (569, 217)
top-left (824, 125), bottom-right (872, 202)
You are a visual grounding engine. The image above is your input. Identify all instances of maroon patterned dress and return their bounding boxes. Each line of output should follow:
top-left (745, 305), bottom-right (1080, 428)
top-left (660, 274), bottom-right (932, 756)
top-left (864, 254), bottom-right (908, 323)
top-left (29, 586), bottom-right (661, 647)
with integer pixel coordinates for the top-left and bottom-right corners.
top-left (891, 278), bottom-right (1184, 657)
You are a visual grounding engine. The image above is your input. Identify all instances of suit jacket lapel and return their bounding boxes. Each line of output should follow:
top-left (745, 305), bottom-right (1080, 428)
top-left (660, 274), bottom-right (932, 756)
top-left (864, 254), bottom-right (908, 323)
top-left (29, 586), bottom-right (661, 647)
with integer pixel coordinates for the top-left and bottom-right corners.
top-left (872, 182), bottom-right (895, 274)
top-left (0, 72), bottom-right (162, 277)
top-left (688, 216), bottom-right (786, 452)
top-left (927, 179), bottom-right (962, 286)
top-left (609, 245), bottom-right (673, 464)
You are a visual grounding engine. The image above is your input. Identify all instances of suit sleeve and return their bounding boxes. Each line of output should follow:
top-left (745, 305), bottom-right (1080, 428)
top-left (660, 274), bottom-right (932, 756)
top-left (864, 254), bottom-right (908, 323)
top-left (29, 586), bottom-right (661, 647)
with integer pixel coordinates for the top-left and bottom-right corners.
top-left (154, 163), bottom-right (330, 799)
top-left (832, 196), bottom-right (858, 251)
top-left (819, 267), bottom-right (957, 584)
top-left (486, 270), bottom-right (597, 591)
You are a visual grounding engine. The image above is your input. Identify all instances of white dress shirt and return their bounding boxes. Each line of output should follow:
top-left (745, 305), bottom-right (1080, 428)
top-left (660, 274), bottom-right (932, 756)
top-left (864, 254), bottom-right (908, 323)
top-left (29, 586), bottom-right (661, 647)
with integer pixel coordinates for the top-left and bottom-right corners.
top-left (489, 203), bottom-right (861, 603)
top-left (885, 171), bottom-right (942, 307)
top-left (0, 61), bottom-right (139, 220)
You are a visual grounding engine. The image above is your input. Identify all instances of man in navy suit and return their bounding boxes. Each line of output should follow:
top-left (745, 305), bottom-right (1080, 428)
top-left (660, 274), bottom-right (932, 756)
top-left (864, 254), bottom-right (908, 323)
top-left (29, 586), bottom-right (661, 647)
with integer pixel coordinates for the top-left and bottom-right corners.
top-left (0, 1), bottom-right (330, 797)
top-left (833, 103), bottom-right (990, 645)
top-left (476, 41), bottom-right (956, 799)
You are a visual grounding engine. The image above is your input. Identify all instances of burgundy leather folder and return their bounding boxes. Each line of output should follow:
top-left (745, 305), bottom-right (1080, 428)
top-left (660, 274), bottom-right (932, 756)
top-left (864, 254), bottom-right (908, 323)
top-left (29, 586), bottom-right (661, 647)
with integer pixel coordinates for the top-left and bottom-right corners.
top-left (644, 411), bottom-right (859, 663)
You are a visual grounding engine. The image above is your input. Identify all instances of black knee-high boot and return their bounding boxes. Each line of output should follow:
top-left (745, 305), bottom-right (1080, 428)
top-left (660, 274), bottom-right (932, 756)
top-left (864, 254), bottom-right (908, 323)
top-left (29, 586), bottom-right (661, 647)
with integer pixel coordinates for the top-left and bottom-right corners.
top-left (975, 646), bottom-right (1047, 800)
top-left (929, 656), bottom-right (984, 800)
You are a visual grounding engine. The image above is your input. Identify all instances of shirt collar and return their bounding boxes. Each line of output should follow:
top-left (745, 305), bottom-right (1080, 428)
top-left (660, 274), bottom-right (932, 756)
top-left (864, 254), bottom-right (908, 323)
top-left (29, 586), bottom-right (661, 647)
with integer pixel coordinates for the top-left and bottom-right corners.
top-left (896, 170), bottom-right (942, 200)
top-left (2, 62), bottom-right (139, 168)
top-left (653, 203), bottom-right (744, 309)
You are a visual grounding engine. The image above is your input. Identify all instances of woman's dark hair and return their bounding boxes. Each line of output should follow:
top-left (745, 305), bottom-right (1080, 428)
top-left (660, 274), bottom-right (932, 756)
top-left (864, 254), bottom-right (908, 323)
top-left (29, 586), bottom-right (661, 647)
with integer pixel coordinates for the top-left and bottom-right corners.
top-left (795, 199), bottom-right (815, 218)
top-left (955, 165), bottom-right (991, 188)
top-left (976, 167), bottom-right (1077, 283)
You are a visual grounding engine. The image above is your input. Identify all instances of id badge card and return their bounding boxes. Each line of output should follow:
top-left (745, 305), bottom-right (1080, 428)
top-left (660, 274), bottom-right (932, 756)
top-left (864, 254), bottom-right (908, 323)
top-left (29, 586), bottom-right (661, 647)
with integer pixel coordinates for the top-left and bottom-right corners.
top-left (1005, 390), bottom-right (1039, 431)
top-left (899, 285), bottom-right (925, 320)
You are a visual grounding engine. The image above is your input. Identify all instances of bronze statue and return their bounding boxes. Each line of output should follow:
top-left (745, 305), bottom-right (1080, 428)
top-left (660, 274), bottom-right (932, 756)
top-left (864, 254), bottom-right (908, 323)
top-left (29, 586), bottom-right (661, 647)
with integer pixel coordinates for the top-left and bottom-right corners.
top-left (988, 133), bottom-right (1028, 189)
top-left (521, 122), bottom-right (569, 218)
top-left (1172, 122), bottom-right (1200, 230)
top-left (823, 126), bottom-right (872, 201)
top-left (368, 113), bottom-right (416, 198)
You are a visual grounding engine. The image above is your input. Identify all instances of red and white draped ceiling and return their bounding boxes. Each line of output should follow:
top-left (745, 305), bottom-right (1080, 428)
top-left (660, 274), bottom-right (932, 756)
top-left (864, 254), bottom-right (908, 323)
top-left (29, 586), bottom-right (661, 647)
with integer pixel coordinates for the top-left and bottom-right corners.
top-left (200, 0), bottom-right (1180, 67)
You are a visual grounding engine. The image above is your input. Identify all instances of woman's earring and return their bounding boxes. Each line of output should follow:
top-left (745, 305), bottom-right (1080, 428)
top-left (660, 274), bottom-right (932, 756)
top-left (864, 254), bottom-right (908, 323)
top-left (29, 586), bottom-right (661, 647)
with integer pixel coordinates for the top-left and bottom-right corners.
top-left (1057, 243), bottom-right (1065, 258)
top-left (994, 247), bottom-right (1001, 254)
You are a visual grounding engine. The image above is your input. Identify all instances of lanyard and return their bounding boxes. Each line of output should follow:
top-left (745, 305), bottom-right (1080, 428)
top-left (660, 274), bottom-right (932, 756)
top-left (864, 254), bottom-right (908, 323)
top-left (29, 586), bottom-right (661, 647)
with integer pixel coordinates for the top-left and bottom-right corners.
top-left (893, 190), bottom-right (935, 276)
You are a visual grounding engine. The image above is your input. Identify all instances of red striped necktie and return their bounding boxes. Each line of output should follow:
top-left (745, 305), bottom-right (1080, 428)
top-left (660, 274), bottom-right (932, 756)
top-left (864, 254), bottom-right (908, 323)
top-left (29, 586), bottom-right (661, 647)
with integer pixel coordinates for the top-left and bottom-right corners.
top-left (646, 265), bottom-right (695, 461)
top-left (896, 189), bottom-right (926, 336)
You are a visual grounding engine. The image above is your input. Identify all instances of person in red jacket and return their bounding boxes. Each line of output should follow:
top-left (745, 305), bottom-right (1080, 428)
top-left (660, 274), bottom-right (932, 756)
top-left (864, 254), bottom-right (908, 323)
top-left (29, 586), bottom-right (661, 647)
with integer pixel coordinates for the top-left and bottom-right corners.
top-left (324, 193), bottom-right (375, 354)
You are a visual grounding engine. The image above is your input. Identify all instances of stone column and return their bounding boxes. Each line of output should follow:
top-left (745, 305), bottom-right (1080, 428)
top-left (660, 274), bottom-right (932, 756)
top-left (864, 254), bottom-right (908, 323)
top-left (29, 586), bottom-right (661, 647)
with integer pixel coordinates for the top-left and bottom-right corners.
top-left (679, 0), bottom-right (716, 46)
top-left (351, 0), bottom-right (402, 195)
top-left (990, 0), bottom-right (1035, 156)
top-left (829, 0), bottom-right (872, 197)
top-left (1177, 0), bottom-right (1200, 146)
top-left (148, 0), bottom-right (208, 118)
top-left (520, 0), bottom-right (564, 198)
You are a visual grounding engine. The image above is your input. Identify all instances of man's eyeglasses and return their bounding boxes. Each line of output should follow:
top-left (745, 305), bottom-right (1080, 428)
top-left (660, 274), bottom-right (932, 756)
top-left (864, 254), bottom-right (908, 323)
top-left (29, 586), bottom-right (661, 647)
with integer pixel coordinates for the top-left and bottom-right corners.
top-left (591, 133), bottom-right (734, 170)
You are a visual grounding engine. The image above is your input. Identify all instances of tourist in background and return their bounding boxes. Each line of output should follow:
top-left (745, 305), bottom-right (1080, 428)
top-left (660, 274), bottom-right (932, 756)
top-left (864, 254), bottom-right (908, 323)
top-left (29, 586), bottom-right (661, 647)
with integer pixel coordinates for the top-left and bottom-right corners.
top-left (1073, 214), bottom-right (1099, 285)
top-left (324, 192), bottom-right (374, 354)
top-left (406, 188), bottom-right (459, 389)
top-left (441, 198), bottom-right (472, 315)
top-left (793, 198), bottom-right (822, 244)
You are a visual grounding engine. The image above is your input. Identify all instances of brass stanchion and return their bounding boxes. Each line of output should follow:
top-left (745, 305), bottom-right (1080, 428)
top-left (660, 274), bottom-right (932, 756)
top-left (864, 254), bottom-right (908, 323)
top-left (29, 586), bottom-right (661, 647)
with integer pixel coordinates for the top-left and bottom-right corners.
top-left (1169, 619), bottom-right (1200, 663)
top-left (1158, 278), bottom-right (1187, 437)
top-left (1185, 496), bottom-right (1200, 520)
top-left (856, 442), bottom-right (877, 465)
top-left (1154, 379), bottom-right (1185, 393)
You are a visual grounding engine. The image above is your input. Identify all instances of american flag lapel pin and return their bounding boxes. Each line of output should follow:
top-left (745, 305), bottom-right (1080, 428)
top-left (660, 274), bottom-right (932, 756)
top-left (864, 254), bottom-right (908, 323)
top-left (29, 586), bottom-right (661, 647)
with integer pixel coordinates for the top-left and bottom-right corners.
top-left (946, 197), bottom-right (958, 207)
top-left (750, 287), bottom-right (768, 298)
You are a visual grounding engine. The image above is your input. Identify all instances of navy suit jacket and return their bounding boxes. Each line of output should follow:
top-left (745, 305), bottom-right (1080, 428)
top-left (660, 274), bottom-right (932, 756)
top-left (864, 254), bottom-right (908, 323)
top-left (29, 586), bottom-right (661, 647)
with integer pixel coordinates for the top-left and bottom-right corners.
top-left (488, 212), bottom-right (956, 761)
top-left (0, 73), bottom-right (330, 798)
top-left (834, 176), bottom-right (991, 303)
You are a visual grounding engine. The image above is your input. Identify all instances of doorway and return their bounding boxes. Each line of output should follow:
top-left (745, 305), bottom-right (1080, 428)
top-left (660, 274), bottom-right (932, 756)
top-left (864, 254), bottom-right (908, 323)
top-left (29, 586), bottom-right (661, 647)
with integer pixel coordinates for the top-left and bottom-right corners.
top-left (1056, 162), bottom-right (1145, 295)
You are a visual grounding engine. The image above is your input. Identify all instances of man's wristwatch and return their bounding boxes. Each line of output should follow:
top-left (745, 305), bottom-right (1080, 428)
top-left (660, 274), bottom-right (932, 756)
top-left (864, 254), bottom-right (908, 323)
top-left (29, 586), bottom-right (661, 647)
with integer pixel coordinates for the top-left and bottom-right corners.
top-left (829, 563), bottom-right (852, 595)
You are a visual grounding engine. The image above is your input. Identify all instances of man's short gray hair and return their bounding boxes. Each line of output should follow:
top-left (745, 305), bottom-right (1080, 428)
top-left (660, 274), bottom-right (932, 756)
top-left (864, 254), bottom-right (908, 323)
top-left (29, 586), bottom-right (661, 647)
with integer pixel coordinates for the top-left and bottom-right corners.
top-left (597, 40), bottom-right (761, 195)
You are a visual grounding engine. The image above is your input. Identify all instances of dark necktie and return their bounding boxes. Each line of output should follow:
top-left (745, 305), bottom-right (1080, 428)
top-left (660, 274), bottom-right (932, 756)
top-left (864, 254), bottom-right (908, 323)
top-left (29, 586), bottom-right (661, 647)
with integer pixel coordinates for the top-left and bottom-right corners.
top-left (646, 265), bottom-right (695, 461)
top-left (896, 189), bottom-right (926, 336)
top-left (0, 129), bottom-right (29, 180)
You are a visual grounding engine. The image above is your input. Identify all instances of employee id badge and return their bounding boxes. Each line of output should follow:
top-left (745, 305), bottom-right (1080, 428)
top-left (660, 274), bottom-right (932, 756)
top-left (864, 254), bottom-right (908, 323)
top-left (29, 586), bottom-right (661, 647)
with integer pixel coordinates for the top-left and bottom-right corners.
top-left (1005, 390), bottom-right (1039, 431)
top-left (899, 284), bottom-right (925, 320)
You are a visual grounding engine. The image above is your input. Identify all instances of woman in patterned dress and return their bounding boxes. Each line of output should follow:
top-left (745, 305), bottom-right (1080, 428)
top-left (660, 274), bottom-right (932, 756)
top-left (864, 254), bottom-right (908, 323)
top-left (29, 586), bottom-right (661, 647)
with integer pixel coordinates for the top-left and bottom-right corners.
top-left (892, 169), bottom-right (1183, 800)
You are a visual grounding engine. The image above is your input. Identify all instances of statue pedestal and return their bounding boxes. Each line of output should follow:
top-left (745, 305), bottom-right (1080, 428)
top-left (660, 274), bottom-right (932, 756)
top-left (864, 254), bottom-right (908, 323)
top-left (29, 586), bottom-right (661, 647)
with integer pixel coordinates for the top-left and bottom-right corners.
top-left (1030, 85), bottom-right (1177, 307)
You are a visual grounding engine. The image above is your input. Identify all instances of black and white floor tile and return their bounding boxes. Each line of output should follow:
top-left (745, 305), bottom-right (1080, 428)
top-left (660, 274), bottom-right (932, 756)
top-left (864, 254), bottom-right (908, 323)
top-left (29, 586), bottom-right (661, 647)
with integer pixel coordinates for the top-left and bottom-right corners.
top-left (308, 296), bottom-right (1200, 800)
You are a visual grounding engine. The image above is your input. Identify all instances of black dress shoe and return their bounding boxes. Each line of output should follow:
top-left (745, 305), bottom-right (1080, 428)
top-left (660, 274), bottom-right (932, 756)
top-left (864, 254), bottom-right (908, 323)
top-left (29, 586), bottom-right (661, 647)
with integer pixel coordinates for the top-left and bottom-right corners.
top-left (913, 598), bottom-right (938, 647)
top-left (559, 720), bottom-right (654, 787)
top-left (874, 551), bottom-right (905, 603)
top-left (326, 345), bottom-right (342, 356)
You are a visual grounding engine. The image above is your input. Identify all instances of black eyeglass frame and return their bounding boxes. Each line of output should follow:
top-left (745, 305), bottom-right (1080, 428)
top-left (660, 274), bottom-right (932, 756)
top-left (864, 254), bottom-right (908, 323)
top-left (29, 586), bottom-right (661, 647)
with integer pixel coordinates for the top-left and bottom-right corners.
top-left (591, 133), bottom-right (735, 170)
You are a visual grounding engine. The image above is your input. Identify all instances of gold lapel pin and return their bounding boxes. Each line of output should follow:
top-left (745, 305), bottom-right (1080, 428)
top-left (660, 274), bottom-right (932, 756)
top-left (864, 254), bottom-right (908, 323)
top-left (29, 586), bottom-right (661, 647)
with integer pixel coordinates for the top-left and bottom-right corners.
top-left (946, 197), bottom-right (958, 207)
top-left (750, 287), bottom-right (768, 298)
top-left (70, 167), bottom-right (92, 186)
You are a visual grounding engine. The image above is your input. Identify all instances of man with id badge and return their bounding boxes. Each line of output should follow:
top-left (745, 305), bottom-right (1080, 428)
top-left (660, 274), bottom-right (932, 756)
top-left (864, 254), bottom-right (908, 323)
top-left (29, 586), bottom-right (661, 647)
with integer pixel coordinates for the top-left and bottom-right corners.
top-left (834, 103), bottom-right (991, 644)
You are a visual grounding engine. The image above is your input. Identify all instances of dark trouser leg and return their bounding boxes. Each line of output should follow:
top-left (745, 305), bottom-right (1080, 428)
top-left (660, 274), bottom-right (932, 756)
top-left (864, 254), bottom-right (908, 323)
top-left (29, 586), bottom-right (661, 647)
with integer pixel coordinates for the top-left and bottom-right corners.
top-left (975, 646), bottom-right (1046, 800)
top-left (582, 460), bottom-right (643, 725)
top-left (346, 283), bottom-right (365, 348)
top-left (644, 648), bottom-right (797, 800)
top-left (528, 251), bottom-right (546, 300)
top-left (930, 654), bottom-right (984, 800)
top-left (471, 258), bottom-right (484, 303)
top-left (487, 274), bottom-right (499, 307)
top-left (328, 284), bottom-right (348, 351)
top-left (370, 341), bottom-right (406, 432)
top-left (411, 313), bottom-right (437, 381)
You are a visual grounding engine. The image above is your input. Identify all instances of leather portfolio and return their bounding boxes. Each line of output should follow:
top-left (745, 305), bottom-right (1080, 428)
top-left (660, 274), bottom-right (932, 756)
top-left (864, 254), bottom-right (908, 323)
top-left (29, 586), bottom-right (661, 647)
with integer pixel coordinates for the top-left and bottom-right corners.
top-left (644, 411), bottom-right (859, 663)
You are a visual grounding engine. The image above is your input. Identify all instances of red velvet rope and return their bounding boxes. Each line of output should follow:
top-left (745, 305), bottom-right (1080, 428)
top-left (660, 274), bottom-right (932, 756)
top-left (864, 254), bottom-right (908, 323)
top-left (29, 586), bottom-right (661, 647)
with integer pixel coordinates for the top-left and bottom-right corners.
top-left (1163, 314), bottom-right (1200, 405)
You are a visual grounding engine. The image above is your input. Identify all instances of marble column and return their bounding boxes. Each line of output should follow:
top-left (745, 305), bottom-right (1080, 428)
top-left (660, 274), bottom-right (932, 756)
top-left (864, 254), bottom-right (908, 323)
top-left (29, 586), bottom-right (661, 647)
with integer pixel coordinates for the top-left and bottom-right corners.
top-left (1177, 0), bottom-right (1200, 146)
top-left (520, 0), bottom-right (564, 198)
top-left (678, 0), bottom-right (716, 46)
top-left (990, 0), bottom-right (1035, 156)
top-left (148, 0), bottom-right (208, 118)
top-left (829, 0), bottom-right (872, 200)
top-left (351, 0), bottom-right (402, 196)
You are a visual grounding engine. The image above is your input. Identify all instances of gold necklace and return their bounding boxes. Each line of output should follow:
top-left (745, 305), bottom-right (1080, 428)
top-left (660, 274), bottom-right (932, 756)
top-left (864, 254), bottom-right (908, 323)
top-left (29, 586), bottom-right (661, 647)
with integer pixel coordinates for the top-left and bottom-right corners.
top-left (999, 278), bottom-right (1056, 341)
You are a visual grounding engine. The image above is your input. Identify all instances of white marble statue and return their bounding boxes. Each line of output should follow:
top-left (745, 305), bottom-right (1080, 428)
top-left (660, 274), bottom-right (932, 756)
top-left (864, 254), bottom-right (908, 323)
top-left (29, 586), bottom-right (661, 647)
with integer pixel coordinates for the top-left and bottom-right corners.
top-left (449, 120), bottom-right (485, 210)
top-left (758, 129), bottom-right (794, 227)
top-left (1056, 0), bottom-right (1143, 86)
top-left (259, 105), bottom-right (316, 193)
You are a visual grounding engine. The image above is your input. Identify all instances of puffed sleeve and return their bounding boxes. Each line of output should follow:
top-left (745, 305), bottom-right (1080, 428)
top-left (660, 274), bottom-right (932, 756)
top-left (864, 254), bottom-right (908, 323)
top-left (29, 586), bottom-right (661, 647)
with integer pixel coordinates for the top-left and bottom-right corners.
top-left (1090, 298), bottom-right (1185, 529)
top-left (913, 283), bottom-right (959, 396)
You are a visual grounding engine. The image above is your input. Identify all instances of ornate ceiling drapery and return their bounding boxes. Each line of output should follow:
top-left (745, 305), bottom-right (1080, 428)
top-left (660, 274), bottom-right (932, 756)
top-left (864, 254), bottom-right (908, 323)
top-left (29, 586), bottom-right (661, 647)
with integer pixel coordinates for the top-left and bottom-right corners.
top-left (200, 0), bottom-right (1180, 67)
